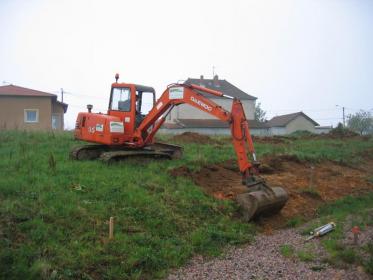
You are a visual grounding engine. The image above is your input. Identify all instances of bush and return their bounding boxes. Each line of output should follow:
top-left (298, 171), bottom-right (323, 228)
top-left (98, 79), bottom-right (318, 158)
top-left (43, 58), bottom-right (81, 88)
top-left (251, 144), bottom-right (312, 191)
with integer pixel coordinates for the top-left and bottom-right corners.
top-left (329, 123), bottom-right (358, 137)
top-left (289, 130), bottom-right (314, 138)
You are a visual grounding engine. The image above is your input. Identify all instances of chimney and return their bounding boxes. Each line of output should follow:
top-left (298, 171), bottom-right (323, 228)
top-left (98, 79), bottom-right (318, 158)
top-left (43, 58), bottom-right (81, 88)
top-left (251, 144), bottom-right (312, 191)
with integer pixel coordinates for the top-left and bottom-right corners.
top-left (213, 74), bottom-right (219, 87)
top-left (199, 75), bottom-right (205, 86)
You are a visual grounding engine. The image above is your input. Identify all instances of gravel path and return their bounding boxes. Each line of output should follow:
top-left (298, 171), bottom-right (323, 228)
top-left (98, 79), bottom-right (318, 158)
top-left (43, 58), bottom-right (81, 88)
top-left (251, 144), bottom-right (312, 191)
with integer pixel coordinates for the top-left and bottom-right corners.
top-left (167, 228), bottom-right (372, 280)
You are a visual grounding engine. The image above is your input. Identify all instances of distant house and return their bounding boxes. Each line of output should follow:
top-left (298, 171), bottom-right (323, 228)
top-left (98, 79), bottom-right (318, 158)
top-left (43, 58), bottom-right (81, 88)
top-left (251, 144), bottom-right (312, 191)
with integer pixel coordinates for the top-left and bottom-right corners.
top-left (266, 112), bottom-right (319, 135)
top-left (161, 119), bottom-right (268, 136)
top-left (315, 125), bottom-right (333, 134)
top-left (161, 110), bottom-right (321, 136)
top-left (159, 76), bottom-right (321, 136)
top-left (161, 75), bottom-right (258, 134)
top-left (0, 85), bottom-right (68, 131)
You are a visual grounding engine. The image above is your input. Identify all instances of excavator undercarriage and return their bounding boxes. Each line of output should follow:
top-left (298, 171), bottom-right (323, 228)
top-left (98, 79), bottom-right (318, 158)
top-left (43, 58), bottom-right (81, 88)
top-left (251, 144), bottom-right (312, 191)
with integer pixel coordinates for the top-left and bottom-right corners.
top-left (70, 142), bottom-right (182, 163)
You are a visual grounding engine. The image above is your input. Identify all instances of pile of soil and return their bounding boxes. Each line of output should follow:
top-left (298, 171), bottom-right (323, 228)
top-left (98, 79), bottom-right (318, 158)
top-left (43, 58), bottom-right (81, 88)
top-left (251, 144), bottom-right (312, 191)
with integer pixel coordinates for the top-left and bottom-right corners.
top-left (170, 155), bottom-right (373, 229)
top-left (252, 136), bottom-right (289, 144)
top-left (170, 161), bottom-right (247, 200)
top-left (171, 132), bottom-right (220, 144)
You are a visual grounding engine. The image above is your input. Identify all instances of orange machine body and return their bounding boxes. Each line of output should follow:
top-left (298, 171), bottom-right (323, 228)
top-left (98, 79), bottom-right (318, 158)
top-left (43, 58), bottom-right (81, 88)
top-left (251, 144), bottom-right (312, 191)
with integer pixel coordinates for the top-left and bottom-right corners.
top-left (74, 80), bottom-right (256, 174)
top-left (74, 83), bottom-right (155, 145)
top-left (72, 76), bottom-right (289, 221)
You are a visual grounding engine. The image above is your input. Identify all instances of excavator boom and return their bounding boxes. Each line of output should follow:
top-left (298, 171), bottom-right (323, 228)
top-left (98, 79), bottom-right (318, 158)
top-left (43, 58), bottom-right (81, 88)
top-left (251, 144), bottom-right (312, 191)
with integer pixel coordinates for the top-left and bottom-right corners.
top-left (135, 84), bottom-right (255, 174)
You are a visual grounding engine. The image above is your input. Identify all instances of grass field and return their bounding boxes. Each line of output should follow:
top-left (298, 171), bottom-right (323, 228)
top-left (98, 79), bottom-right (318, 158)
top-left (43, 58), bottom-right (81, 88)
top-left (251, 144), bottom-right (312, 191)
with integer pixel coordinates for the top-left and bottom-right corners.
top-left (0, 131), bottom-right (372, 279)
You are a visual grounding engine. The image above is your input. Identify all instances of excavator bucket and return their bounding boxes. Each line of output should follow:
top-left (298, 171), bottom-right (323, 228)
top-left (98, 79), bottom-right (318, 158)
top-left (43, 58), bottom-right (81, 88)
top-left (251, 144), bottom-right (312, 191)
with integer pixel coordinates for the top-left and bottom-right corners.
top-left (235, 181), bottom-right (288, 221)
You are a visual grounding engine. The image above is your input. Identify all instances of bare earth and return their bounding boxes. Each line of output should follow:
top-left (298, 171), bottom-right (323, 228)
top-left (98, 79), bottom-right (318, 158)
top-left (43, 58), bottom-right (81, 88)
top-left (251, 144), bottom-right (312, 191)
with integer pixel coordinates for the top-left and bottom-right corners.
top-left (167, 227), bottom-right (373, 280)
top-left (168, 134), bottom-right (373, 279)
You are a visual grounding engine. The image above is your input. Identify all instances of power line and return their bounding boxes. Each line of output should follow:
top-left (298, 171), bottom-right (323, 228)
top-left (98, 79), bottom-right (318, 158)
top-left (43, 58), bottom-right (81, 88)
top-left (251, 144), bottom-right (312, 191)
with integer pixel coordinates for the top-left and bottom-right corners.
top-left (52, 90), bottom-right (108, 100)
top-left (313, 117), bottom-right (343, 121)
top-left (266, 108), bottom-right (339, 113)
top-left (69, 104), bottom-right (107, 110)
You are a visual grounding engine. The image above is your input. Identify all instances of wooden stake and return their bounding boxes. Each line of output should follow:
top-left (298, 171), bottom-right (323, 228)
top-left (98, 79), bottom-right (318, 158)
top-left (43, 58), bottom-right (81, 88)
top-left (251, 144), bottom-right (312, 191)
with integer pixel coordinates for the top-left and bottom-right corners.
top-left (109, 217), bottom-right (114, 240)
top-left (352, 226), bottom-right (360, 245)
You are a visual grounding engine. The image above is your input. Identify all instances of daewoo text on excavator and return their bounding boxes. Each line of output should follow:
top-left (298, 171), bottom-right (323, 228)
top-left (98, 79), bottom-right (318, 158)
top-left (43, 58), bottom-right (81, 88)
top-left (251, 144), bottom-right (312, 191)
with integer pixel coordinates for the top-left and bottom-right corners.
top-left (71, 74), bottom-right (288, 221)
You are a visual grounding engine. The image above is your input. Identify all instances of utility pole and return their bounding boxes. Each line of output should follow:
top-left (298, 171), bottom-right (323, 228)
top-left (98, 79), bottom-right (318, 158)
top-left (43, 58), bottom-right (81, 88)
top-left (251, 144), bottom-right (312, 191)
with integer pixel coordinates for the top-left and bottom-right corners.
top-left (60, 88), bottom-right (64, 103)
top-left (342, 106), bottom-right (345, 127)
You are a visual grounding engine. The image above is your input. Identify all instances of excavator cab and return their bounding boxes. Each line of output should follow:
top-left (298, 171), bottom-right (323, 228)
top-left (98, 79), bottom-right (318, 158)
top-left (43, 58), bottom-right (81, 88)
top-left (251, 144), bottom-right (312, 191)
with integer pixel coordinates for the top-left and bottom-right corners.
top-left (108, 84), bottom-right (156, 131)
top-left (74, 80), bottom-right (156, 146)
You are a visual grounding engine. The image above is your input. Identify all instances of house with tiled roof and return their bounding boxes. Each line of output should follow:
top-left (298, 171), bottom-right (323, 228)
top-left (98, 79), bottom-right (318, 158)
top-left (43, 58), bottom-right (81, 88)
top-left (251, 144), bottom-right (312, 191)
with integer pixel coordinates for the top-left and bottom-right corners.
top-left (266, 112), bottom-right (319, 135)
top-left (160, 75), bottom-right (322, 135)
top-left (161, 75), bottom-right (266, 135)
top-left (0, 85), bottom-right (68, 131)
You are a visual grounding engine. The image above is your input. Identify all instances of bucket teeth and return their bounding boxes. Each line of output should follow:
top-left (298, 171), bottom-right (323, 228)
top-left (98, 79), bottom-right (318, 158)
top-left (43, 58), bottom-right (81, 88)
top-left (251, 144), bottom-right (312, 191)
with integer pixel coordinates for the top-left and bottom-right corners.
top-left (235, 183), bottom-right (288, 221)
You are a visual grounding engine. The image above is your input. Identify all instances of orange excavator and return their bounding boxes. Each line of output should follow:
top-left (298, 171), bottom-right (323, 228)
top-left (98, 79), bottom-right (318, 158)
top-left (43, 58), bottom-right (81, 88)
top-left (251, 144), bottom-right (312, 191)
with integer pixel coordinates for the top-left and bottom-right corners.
top-left (71, 74), bottom-right (288, 220)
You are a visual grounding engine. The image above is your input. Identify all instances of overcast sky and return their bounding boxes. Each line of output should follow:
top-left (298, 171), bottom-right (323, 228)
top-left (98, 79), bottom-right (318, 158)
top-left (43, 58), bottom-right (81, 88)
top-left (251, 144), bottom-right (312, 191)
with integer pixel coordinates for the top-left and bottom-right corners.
top-left (1, 0), bottom-right (372, 129)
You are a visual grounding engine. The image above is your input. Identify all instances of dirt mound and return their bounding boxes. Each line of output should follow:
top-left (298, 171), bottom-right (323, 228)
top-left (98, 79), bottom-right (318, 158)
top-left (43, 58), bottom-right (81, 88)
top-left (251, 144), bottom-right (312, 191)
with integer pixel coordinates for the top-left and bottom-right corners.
top-left (171, 132), bottom-right (220, 144)
top-left (252, 136), bottom-right (289, 144)
top-left (170, 156), bottom-right (373, 229)
top-left (170, 161), bottom-right (246, 200)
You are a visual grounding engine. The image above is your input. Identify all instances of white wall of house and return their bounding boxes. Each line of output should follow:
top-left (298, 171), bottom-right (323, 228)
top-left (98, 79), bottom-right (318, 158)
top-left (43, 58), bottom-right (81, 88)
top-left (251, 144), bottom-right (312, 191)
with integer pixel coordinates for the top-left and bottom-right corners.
top-left (315, 126), bottom-right (332, 134)
top-left (166, 98), bottom-right (255, 123)
top-left (268, 127), bottom-right (287, 135)
top-left (267, 115), bottom-right (316, 135)
top-left (159, 127), bottom-right (269, 136)
top-left (285, 115), bottom-right (316, 134)
top-left (251, 128), bottom-right (270, 136)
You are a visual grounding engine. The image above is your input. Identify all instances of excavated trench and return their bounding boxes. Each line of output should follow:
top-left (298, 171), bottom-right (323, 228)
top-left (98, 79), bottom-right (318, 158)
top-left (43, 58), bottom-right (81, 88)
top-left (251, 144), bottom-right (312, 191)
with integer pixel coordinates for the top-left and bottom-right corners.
top-left (170, 154), bottom-right (373, 230)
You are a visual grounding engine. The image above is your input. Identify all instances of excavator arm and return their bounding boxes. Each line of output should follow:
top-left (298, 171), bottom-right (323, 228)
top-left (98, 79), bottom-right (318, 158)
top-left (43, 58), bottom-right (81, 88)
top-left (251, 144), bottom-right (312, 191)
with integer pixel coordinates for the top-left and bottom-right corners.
top-left (134, 83), bottom-right (288, 220)
top-left (135, 83), bottom-right (257, 177)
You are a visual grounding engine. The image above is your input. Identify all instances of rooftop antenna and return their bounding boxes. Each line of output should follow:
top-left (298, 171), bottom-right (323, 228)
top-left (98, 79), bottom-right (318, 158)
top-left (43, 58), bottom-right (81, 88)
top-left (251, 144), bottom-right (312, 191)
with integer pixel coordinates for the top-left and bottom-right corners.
top-left (212, 66), bottom-right (215, 77)
top-left (61, 88), bottom-right (64, 103)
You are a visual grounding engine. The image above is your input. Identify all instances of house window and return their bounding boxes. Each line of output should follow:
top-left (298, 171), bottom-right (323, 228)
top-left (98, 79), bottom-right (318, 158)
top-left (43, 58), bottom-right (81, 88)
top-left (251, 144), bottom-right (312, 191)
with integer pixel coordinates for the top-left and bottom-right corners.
top-left (52, 114), bottom-right (61, 129)
top-left (24, 109), bottom-right (39, 123)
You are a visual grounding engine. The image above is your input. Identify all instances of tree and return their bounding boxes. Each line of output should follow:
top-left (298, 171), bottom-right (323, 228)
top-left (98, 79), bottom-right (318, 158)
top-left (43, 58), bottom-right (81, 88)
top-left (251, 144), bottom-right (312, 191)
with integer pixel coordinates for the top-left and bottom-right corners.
top-left (254, 102), bottom-right (267, 122)
top-left (347, 110), bottom-right (373, 135)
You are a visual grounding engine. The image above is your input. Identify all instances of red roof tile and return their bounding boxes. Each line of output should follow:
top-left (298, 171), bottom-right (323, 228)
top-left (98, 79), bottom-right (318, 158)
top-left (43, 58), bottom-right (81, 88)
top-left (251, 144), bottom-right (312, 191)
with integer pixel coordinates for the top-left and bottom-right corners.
top-left (268, 112), bottom-right (319, 127)
top-left (0, 85), bottom-right (56, 97)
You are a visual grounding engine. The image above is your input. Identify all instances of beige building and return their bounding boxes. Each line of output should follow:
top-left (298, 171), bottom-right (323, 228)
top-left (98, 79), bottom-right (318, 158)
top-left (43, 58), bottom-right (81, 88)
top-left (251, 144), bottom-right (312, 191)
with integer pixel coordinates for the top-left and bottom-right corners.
top-left (0, 85), bottom-right (68, 131)
top-left (162, 75), bottom-right (258, 133)
top-left (161, 110), bottom-right (320, 136)
top-left (266, 112), bottom-right (319, 135)
top-left (160, 76), bottom-right (321, 136)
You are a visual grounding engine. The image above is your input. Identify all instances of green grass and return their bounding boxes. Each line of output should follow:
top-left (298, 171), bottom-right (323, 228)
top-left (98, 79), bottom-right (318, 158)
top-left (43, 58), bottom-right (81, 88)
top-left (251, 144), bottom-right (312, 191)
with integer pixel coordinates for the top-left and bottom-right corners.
top-left (306, 194), bottom-right (373, 273)
top-left (286, 216), bottom-right (304, 228)
top-left (364, 243), bottom-right (373, 275)
top-left (0, 131), bottom-right (254, 279)
top-left (368, 176), bottom-right (373, 184)
top-left (279, 244), bottom-right (294, 257)
top-left (162, 134), bottom-right (373, 166)
top-left (297, 250), bottom-right (315, 262)
top-left (0, 131), bottom-right (372, 279)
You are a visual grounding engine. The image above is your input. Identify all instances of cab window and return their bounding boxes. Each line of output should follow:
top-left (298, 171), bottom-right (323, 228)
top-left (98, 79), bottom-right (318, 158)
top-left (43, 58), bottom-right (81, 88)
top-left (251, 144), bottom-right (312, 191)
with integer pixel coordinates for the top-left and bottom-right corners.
top-left (135, 91), bottom-right (154, 115)
top-left (111, 88), bottom-right (131, 111)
